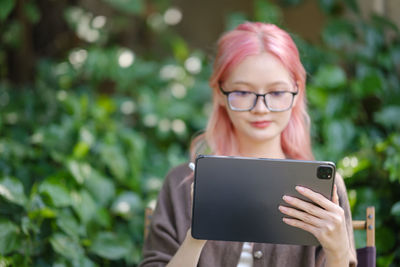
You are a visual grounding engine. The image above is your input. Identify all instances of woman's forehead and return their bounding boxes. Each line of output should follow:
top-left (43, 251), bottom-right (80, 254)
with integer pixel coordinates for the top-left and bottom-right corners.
top-left (229, 80), bottom-right (291, 88)
top-left (225, 53), bottom-right (293, 86)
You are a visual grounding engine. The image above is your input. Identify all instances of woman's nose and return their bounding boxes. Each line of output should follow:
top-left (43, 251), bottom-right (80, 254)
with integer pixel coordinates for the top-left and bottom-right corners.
top-left (252, 95), bottom-right (269, 113)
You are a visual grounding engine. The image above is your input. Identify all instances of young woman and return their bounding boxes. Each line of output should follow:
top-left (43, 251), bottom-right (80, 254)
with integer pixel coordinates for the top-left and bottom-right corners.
top-left (139, 22), bottom-right (357, 267)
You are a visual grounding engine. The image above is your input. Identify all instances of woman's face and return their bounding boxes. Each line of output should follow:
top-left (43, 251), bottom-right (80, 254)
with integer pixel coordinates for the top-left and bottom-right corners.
top-left (218, 52), bottom-right (297, 147)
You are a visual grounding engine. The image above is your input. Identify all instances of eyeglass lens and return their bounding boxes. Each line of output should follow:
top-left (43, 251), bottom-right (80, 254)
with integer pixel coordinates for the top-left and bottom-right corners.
top-left (228, 91), bottom-right (294, 111)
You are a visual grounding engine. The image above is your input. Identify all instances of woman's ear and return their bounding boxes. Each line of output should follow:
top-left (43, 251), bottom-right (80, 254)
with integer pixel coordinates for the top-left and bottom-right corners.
top-left (216, 89), bottom-right (226, 107)
top-left (292, 81), bottom-right (301, 107)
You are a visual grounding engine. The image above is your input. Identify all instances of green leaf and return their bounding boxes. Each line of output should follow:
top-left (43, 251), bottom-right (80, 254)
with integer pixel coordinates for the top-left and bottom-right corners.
top-left (71, 190), bottom-right (97, 224)
top-left (84, 170), bottom-right (115, 206)
top-left (99, 145), bottom-right (128, 181)
top-left (0, 0), bottom-right (15, 21)
top-left (225, 12), bottom-right (248, 31)
top-left (318, 0), bottom-right (339, 14)
top-left (391, 201), bottom-right (400, 218)
top-left (0, 256), bottom-right (13, 267)
top-left (312, 65), bottom-right (347, 89)
top-left (90, 232), bottom-right (132, 260)
top-left (377, 253), bottom-right (396, 267)
top-left (56, 211), bottom-right (82, 241)
top-left (322, 19), bottom-right (355, 49)
top-left (0, 220), bottom-right (19, 254)
top-left (94, 208), bottom-right (112, 228)
top-left (324, 119), bottom-right (356, 156)
top-left (39, 181), bottom-right (71, 207)
top-left (24, 2), bottom-right (40, 24)
top-left (254, 0), bottom-right (282, 25)
top-left (73, 141), bottom-right (90, 158)
top-left (374, 106), bottom-right (400, 130)
top-left (361, 72), bottom-right (383, 96)
top-left (71, 257), bottom-right (96, 267)
top-left (384, 152), bottom-right (400, 183)
top-left (0, 176), bottom-right (27, 206)
top-left (67, 160), bottom-right (92, 184)
top-left (21, 216), bottom-right (39, 235)
top-left (50, 233), bottom-right (84, 260)
top-left (376, 227), bottom-right (396, 253)
top-left (28, 207), bottom-right (57, 220)
top-left (171, 36), bottom-right (189, 62)
top-left (102, 0), bottom-right (144, 15)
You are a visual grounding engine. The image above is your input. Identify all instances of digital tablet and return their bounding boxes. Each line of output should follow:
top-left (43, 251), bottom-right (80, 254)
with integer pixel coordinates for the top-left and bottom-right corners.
top-left (191, 155), bottom-right (336, 246)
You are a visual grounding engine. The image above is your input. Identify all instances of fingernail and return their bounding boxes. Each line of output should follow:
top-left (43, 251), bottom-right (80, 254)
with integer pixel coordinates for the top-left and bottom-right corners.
top-left (283, 195), bottom-right (292, 202)
top-left (278, 205), bottom-right (287, 212)
top-left (296, 186), bottom-right (305, 192)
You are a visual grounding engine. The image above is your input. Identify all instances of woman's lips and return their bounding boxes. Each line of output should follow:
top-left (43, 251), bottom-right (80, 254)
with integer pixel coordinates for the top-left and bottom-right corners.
top-left (250, 120), bottom-right (271, 128)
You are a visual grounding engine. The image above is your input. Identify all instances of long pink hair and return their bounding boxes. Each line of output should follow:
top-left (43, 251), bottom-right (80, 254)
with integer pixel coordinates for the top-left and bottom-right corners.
top-left (190, 22), bottom-right (313, 161)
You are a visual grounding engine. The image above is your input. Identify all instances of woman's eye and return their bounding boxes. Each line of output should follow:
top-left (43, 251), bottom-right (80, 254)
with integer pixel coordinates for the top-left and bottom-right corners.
top-left (269, 91), bottom-right (285, 97)
top-left (233, 91), bottom-right (251, 96)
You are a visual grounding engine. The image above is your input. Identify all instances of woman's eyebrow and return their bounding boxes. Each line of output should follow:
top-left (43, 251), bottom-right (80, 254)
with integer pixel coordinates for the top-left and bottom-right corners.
top-left (231, 80), bottom-right (291, 87)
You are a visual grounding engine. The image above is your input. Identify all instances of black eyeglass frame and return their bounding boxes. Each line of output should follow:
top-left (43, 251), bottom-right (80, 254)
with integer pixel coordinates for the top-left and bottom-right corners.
top-left (218, 85), bottom-right (299, 112)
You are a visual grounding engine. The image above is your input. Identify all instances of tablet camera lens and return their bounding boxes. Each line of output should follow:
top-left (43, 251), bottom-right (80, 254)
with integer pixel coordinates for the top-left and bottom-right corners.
top-left (317, 166), bottom-right (333, 179)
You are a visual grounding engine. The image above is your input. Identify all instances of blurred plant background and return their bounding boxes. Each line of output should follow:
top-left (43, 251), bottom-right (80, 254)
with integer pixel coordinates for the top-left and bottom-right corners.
top-left (0, 0), bottom-right (399, 266)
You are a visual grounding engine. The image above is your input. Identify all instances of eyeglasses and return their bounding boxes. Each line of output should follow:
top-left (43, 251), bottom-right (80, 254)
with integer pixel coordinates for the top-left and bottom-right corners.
top-left (219, 85), bottom-right (298, 112)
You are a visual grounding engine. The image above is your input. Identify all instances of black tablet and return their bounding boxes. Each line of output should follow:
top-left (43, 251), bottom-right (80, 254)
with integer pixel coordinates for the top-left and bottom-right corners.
top-left (191, 155), bottom-right (335, 246)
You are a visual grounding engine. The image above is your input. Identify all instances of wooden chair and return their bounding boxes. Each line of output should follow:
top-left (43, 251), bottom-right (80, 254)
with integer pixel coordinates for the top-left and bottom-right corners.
top-left (352, 206), bottom-right (376, 267)
top-left (144, 205), bottom-right (376, 266)
top-left (144, 206), bottom-right (154, 240)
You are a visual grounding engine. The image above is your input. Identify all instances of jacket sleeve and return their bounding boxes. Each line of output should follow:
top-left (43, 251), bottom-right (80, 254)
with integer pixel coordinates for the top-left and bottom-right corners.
top-left (336, 173), bottom-right (358, 267)
top-left (139, 164), bottom-right (193, 267)
top-left (315, 173), bottom-right (358, 267)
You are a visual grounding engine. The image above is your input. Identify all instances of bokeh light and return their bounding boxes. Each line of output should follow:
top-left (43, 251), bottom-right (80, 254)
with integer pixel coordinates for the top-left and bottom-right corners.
top-left (143, 114), bottom-right (158, 127)
top-left (163, 7), bottom-right (182, 25)
top-left (160, 65), bottom-right (185, 80)
top-left (170, 83), bottom-right (186, 99)
top-left (92, 15), bottom-right (106, 29)
top-left (69, 49), bottom-right (87, 68)
top-left (171, 119), bottom-right (186, 134)
top-left (120, 100), bottom-right (136, 115)
top-left (118, 49), bottom-right (135, 68)
top-left (158, 119), bottom-right (171, 132)
top-left (184, 56), bottom-right (201, 74)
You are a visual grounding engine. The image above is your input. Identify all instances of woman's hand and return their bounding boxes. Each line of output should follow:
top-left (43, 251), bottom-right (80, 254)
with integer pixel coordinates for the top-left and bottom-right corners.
top-left (278, 185), bottom-right (350, 266)
top-left (166, 182), bottom-right (206, 267)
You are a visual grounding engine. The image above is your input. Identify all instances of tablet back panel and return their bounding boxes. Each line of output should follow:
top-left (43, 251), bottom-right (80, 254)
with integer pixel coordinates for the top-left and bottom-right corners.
top-left (191, 155), bottom-right (335, 246)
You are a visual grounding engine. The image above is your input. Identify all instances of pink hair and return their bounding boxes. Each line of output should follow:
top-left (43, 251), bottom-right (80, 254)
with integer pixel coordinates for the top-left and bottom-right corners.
top-left (190, 22), bottom-right (313, 161)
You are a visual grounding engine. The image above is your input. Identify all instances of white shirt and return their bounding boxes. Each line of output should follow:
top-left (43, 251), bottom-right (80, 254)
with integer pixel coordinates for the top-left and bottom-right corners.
top-left (236, 242), bottom-right (254, 267)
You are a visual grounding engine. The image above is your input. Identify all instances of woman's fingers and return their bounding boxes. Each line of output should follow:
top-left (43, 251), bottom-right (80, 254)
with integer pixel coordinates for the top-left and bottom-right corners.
top-left (281, 195), bottom-right (329, 219)
top-left (294, 186), bottom-right (339, 212)
top-left (279, 185), bottom-right (345, 231)
top-left (279, 184), bottom-right (348, 255)
top-left (282, 217), bottom-right (319, 237)
top-left (278, 205), bottom-right (325, 228)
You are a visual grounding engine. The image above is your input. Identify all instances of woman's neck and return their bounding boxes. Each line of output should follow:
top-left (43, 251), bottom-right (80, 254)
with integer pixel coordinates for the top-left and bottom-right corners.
top-left (237, 135), bottom-right (286, 159)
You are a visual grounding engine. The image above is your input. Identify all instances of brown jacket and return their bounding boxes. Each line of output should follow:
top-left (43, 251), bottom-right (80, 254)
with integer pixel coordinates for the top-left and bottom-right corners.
top-left (140, 163), bottom-right (357, 267)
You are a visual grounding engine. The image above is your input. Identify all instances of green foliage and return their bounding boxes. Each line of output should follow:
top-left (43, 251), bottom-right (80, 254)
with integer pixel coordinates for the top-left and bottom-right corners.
top-left (102, 0), bottom-right (144, 14)
top-left (0, 1), bottom-right (209, 266)
top-left (0, 0), bottom-right (15, 21)
top-left (254, 0), bottom-right (283, 25)
top-left (301, 2), bottom-right (400, 265)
